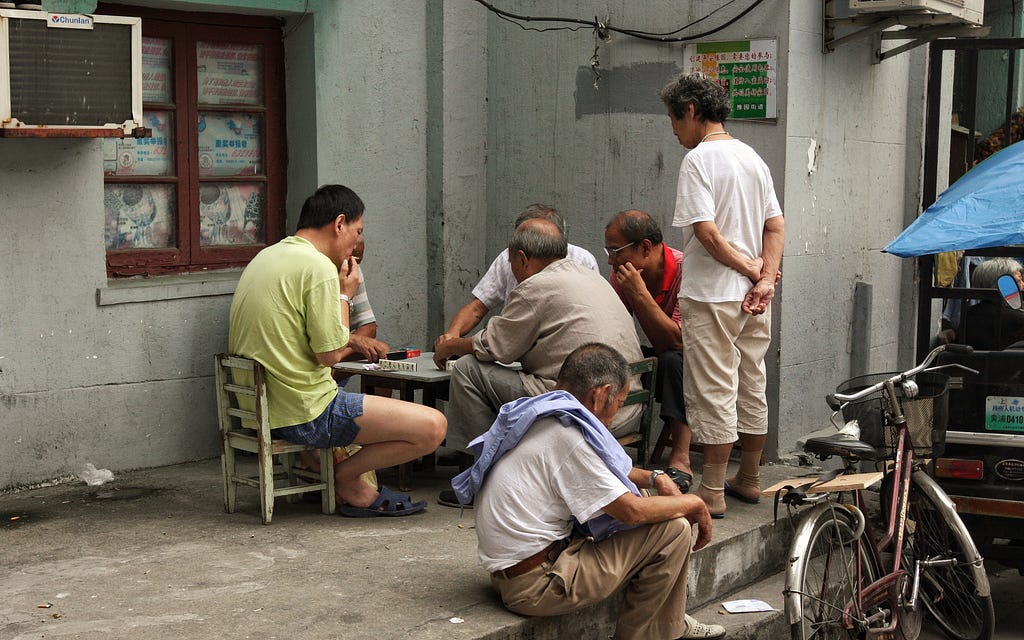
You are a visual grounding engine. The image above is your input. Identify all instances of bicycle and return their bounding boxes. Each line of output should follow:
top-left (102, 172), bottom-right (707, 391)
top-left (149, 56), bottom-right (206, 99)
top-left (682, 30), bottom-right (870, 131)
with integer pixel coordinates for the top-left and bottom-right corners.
top-left (780, 344), bottom-right (995, 640)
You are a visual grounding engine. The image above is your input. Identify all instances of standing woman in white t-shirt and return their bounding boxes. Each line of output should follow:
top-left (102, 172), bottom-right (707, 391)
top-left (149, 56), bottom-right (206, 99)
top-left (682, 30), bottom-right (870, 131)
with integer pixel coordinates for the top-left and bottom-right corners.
top-left (658, 72), bottom-right (785, 518)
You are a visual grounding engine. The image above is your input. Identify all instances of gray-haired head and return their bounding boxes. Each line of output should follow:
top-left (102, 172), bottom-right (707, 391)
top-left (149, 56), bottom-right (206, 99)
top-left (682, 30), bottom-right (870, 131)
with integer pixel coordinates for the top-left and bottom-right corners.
top-left (508, 217), bottom-right (568, 261)
top-left (606, 209), bottom-right (663, 246)
top-left (973, 257), bottom-right (1023, 290)
top-left (556, 343), bottom-right (629, 406)
top-left (659, 71), bottom-right (730, 123)
top-left (513, 203), bottom-right (567, 237)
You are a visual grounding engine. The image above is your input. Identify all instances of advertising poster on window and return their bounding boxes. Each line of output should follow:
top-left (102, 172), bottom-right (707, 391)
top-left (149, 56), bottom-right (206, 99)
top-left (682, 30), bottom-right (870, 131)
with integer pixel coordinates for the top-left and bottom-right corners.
top-left (197, 42), bottom-right (262, 106)
top-left (683, 39), bottom-right (777, 120)
top-left (199, 182), bottom-right (264, 247)
top-left (197, 112), bottom-right (262, 177)
top-left (103, 111), bottom-right (173, 176)
top-left (142, 37), bottom-right (172, 103)
top-left (104, 184), bottom-right (175, 250)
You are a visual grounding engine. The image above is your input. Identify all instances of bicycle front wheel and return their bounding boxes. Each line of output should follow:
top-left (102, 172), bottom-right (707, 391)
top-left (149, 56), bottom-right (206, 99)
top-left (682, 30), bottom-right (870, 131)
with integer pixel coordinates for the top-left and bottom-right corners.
top-left (905, 471), bottom-right (995, 640)
top-left (786, 502), bottom-right (879, 640)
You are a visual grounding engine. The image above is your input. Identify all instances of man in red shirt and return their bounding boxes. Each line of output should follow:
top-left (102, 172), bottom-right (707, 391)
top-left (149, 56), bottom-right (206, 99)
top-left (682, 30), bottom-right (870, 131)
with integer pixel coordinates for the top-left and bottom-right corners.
top-left (605, 210), bottom-right (692, 490)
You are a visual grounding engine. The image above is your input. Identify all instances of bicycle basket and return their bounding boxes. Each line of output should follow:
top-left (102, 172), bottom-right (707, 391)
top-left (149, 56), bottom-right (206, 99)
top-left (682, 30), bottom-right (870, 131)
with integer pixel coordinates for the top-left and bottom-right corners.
top-left (835, 371), bottom-right (949, 459)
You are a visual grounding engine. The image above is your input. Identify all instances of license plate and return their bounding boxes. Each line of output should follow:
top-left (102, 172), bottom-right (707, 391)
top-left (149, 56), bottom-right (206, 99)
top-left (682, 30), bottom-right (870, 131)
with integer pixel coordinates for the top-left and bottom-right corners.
top-left (985, 395), bottom-right (1024, 432)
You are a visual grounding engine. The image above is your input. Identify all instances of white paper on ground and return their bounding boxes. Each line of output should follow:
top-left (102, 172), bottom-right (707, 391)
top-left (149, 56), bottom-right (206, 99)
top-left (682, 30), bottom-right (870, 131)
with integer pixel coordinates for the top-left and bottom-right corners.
top-left (721, 599), bottom-right (777, 613)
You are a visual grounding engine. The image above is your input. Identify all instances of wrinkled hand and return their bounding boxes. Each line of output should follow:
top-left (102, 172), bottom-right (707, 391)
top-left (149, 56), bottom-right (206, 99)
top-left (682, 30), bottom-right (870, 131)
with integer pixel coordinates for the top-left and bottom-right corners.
top-left (339, 258), bottom-right (360, 298)
top-left (742, 277), bottom-right (775, 315)
top-left (653, 473), bottom-right (683, 497)
top-left (612, 262), bottom-right (647, 300)
top-left (745, 256), bottom-right (764, 283)
top-left (686, 497), bottom-right (713, 551)
top-left (348, 334), bottom-right (389, 363)
top-left (433, 336), bottom-right (455, 370)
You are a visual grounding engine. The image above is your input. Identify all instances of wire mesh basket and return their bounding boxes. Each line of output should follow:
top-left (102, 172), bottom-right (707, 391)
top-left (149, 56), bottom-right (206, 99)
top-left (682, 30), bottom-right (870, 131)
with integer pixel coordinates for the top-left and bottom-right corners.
top-left (835, 371), bottom-right (949, 459)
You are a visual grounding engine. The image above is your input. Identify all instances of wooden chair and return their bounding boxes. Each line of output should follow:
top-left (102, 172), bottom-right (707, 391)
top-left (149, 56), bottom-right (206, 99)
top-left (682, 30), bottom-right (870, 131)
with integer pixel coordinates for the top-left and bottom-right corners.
top-left (616, 357), bottom-right (658, 466)
top-left (216, 354), bottom-right (336, 524)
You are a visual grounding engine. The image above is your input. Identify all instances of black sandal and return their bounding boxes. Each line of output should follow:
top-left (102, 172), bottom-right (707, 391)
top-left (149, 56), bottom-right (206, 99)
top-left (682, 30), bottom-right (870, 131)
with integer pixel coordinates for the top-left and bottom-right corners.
top-left (664, 467), bottom-right (693, 493)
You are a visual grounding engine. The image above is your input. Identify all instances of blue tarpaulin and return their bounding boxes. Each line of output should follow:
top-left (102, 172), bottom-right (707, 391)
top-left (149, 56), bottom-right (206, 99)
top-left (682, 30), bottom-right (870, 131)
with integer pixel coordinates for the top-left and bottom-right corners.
top-left (884, 140), bottom-right (1024, 257)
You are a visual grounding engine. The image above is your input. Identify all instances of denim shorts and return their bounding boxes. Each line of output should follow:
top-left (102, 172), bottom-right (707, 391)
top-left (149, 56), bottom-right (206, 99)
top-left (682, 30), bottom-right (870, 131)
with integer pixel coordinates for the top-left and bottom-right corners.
top-left (275, 390), bottom-right (365, 448)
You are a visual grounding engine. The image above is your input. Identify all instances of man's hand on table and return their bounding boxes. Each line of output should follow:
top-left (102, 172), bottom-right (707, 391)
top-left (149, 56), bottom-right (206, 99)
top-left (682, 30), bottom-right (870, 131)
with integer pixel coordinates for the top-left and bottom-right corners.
top-left (432, 335), bottom-right (472, 370)
top-left (348, 334), bottom-right (390, 363)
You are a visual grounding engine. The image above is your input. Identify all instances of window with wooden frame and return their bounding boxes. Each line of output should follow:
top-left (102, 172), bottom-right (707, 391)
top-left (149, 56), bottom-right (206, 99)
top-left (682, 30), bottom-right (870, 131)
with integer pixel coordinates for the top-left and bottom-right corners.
top-left (101, 7), bottom-right (285, 277)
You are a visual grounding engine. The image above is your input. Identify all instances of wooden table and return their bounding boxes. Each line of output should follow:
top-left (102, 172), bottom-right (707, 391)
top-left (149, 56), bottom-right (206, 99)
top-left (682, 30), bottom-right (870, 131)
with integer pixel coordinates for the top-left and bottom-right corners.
top-left (333, 352), bottom-right (451, 490)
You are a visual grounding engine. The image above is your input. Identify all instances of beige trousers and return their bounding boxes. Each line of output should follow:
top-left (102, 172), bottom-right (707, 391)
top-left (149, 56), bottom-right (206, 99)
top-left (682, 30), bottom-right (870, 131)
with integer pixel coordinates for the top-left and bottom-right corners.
top-left (680, 299), bottom-right (771, 445)
top-left (491, 518), bottom-right (693, 640)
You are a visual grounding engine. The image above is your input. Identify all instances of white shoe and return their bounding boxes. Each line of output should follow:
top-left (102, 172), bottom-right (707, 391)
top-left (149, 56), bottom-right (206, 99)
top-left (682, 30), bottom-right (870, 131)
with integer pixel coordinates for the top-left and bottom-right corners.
top-left (678, 613), bottom-right (726, 639)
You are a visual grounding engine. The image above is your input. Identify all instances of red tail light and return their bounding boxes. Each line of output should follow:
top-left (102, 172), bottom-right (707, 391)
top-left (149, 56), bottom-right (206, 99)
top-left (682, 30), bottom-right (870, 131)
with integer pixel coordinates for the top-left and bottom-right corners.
top-left (934, 458), bottom-right (984, 480)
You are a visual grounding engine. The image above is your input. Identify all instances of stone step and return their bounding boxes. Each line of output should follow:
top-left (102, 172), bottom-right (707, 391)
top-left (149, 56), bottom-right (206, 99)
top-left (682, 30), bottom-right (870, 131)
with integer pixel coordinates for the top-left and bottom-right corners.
top-left (687, 570), bottom-right (789, 640)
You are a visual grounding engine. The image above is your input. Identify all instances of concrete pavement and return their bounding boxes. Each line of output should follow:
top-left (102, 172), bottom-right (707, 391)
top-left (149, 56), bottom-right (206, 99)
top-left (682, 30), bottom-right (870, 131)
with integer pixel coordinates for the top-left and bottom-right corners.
top-left (1, 457), bottom-right (803, 640)
top-left (5, 457), bottom-right (1020, 639)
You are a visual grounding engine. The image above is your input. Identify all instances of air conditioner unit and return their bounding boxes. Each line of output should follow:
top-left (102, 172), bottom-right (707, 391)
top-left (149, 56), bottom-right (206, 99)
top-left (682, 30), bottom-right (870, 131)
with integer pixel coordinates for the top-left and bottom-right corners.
top-left (847, 0), bottom-right (985, 26)
top-left (0, 9), bottom-right (143, 136)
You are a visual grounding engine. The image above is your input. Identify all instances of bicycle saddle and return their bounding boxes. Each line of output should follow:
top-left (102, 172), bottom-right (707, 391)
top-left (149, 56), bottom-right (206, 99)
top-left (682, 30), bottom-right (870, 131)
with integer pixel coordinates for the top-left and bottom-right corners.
top-left (803, 434), bottom-right (877, 461)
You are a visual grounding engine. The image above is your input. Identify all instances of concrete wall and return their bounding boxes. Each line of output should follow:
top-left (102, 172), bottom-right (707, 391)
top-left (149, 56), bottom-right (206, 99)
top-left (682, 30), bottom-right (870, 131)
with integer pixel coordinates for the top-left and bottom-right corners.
top-left (1, 0), bottom-right (488, 488)
top-left (482, 0), bottom-right (791, 454)
top-left (0, 0), bottom-right (941, 486)
top-left (776, 5), bottom-right (926, 456)
top-left (0, 140), bottom-right (224, 488)
top-left (478, 0), bottom-right (930, 457)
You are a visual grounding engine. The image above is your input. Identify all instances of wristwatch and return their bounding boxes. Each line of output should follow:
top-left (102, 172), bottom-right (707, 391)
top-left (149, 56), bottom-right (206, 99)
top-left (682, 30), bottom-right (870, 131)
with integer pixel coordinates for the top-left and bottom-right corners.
top-left (649, 469), bottom-right (666, 489)
top-left (338, 293), bottom-right (353, 309)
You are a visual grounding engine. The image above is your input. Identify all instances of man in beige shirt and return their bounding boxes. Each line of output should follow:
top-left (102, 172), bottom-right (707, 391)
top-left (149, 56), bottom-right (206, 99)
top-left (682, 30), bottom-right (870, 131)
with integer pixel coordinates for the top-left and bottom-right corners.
top-left (434, 218), bottom-right (644, 506)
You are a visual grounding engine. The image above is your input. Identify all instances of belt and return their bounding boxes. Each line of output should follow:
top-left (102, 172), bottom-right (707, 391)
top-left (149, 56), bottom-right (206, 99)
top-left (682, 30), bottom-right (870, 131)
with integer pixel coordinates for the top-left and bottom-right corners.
top-left (493, 538), bottom-right (569, 580)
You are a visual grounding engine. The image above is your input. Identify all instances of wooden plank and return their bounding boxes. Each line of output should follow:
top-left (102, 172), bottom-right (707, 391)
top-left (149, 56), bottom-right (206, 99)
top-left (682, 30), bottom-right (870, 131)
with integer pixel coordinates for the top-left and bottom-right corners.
top-left (761, 471), bottom-right (884, 497)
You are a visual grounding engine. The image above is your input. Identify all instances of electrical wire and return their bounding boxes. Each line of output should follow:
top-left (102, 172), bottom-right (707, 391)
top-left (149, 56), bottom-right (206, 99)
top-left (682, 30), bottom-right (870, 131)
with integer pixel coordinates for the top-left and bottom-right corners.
top-left (617, 0), bottom-right (743, 38)
top-left (472, 0), bottom-right (768, 43)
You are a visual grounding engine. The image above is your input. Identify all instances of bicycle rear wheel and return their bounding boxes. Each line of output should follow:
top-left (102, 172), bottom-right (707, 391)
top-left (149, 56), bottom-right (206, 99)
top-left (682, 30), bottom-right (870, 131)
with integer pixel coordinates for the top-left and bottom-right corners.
top-left (905, 471), bottom-right (994, 640)
top-left (786, 503), bottom-right (879, 640)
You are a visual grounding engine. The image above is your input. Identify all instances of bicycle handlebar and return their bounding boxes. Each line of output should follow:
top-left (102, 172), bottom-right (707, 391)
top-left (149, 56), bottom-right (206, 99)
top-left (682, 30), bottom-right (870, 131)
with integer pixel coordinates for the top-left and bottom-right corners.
top-left (827, 343), bottom-right (974, 407)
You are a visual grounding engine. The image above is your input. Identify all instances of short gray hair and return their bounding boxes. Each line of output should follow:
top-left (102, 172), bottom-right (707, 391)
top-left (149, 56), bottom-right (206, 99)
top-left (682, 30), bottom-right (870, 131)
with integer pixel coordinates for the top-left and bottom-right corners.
top-left (557, 343), bottom-right (629, 404)
top-left (508, 218), bottom-right (568, 260)
top-left (972, 257), bottom-right (1022, 289)
top-left (514, 203), bottom-right (567, 237)
top-left (659, 72), bottom-right (730, 123)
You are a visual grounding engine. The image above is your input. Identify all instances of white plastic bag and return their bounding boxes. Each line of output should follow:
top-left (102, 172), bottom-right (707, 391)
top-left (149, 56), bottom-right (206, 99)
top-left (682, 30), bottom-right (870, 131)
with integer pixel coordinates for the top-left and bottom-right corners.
top-left (78, 463), bottom-right (114, 486)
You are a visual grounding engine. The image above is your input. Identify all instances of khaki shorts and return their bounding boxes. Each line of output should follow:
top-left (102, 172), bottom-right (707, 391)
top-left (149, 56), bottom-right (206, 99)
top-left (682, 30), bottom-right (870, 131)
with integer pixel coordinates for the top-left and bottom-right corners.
top-left (680, 299), bottom-right (770, 445)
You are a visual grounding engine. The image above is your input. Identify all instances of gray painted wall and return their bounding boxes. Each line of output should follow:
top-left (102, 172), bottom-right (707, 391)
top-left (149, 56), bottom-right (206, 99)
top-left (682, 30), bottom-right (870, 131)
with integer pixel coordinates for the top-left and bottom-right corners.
top-left (0, 140), bottom-right (223, 488)
top-left (481, 0), bottom-right (791, 453)
top-left (0, 0), bottom-right (944, 487)
top-left (777, 6), bottom-right (926, 455)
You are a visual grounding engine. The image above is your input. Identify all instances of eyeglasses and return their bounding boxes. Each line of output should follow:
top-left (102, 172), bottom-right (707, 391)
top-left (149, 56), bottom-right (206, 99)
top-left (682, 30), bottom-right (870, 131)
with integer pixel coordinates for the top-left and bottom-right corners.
top-left (603, 242), bottom-right (635, 257)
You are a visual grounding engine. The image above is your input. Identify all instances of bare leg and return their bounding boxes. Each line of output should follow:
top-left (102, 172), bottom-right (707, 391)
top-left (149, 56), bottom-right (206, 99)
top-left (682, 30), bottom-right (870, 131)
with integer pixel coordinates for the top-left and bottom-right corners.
top-left (665, 418), bottom-right (693, 475)
top-left (337, 395), bottom-right (446, 508)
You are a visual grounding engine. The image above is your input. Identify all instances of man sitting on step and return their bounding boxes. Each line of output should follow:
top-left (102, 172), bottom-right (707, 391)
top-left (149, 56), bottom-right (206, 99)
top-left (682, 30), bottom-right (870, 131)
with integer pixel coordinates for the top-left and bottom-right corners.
top-left (450, 343), bottom-right (724, 640)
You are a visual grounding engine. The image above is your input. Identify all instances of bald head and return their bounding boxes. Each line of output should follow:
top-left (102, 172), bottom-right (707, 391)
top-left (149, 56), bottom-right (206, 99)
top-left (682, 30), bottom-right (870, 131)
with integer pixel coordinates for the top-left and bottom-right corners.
top-left (508, 218), bottom-right (568, 284)
top-left (509, 218), bottom-right (568, 261)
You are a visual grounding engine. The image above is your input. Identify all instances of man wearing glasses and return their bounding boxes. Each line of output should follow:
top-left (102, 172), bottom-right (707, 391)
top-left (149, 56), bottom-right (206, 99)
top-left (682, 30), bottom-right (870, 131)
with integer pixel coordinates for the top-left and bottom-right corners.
top-left (604, 210), bottom-right (692, 493)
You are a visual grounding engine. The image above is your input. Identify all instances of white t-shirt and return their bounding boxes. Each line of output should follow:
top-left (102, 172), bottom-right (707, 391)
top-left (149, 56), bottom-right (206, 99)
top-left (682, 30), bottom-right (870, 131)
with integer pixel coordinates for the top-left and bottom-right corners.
top-left (472, 243), bottom-right (600, 309)
top-left (475, 418), bottom-right (629, 572)
top-left (671, 139), bottom-right (783, 302)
